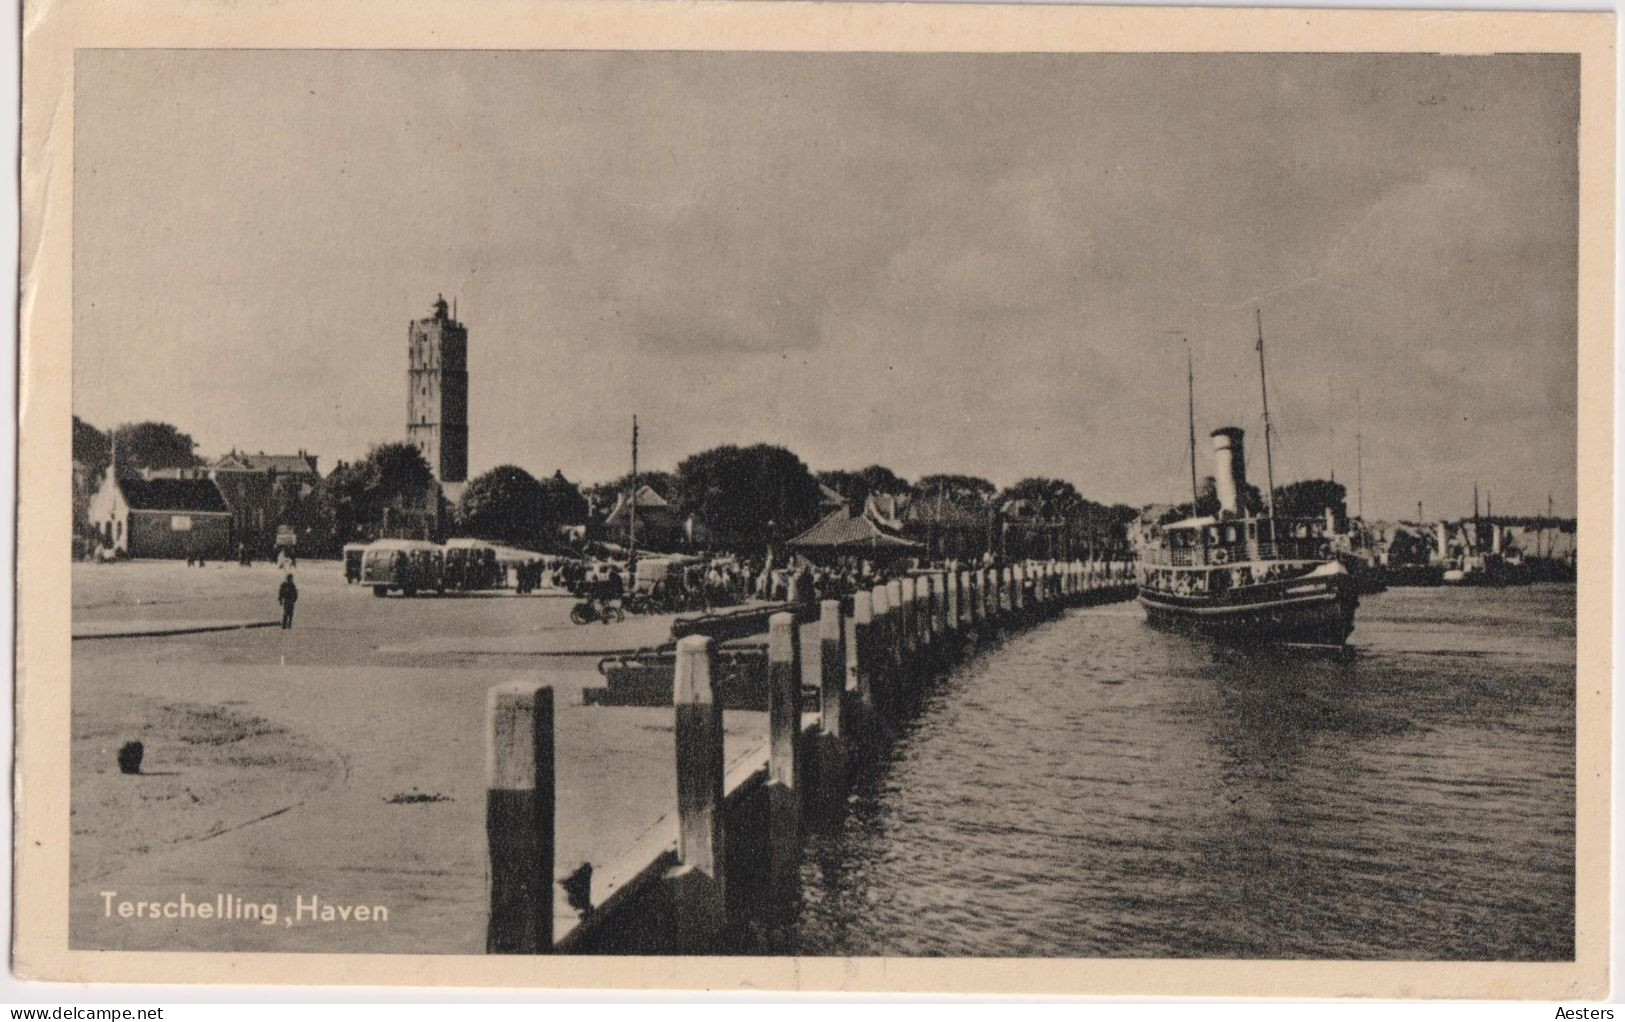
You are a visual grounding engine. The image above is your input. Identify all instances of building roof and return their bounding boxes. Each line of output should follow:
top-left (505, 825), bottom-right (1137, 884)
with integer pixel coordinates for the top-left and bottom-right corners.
top-left (864, 493), bottom-right (909, 530)
top-left (604, 485), bottom-right (675, 526)
top-left (118, 476), bottom-right (230, 514)
top-left (788, 506), bottom-right (923, 551)
top-left (212, 451), bottom-right (319, 476)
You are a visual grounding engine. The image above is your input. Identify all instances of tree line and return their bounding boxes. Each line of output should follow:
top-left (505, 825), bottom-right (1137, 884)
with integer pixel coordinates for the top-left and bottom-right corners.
top-left (73, 417), bottom-right (1140, 557)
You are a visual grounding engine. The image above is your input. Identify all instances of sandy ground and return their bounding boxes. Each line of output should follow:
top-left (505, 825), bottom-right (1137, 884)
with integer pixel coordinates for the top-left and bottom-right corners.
top-left (70, 560), bottom-right (780, 953)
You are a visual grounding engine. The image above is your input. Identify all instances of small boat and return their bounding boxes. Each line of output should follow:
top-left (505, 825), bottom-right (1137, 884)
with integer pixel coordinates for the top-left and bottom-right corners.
top-left (1135, 313), bottom-right (1359, 647)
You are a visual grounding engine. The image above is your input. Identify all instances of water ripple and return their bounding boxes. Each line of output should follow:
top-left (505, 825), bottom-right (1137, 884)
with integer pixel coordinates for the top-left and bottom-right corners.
top-left (789, 585), bottom-right (1576, 960)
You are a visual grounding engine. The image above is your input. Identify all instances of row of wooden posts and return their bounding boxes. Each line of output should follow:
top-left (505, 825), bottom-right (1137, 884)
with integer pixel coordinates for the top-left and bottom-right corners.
top-left (486, 559), bottom-right (1134, 954)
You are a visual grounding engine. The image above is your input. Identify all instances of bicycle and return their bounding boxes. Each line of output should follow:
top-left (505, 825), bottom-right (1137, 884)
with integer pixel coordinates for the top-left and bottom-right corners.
top-left (570, 597), bottom-right (625, 625)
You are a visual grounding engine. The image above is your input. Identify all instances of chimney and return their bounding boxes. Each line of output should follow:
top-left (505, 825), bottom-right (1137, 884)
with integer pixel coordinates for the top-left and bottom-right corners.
top-left (1210, 427), bottom-right (1247, 516)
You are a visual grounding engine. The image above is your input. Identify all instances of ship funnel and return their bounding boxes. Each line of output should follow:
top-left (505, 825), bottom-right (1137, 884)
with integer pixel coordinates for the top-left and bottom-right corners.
top-left (1210, 427), bottom-right (1247, 516)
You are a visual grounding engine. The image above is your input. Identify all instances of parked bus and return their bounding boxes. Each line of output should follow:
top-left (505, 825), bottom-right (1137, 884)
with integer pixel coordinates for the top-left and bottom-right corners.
top-left (342, 543), bottom-right (368, 584)
top-left (359, 539), bottom-right (445, 597)
top-left (442, 538), bottom-right (505, 591)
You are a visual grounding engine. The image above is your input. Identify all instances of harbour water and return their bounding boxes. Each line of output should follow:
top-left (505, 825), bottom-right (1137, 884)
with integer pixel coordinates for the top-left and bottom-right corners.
top-left (788, 585), bottom-right (1576, 960)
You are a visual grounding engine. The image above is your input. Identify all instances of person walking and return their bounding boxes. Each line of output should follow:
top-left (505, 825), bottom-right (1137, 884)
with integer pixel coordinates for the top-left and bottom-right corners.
top-left (277, 573), bottom-right (299, 630)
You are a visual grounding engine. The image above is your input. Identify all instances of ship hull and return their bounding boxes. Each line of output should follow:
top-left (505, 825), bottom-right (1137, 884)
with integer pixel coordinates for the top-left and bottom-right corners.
top-left (1138, 571), bottom-right (1358, 646)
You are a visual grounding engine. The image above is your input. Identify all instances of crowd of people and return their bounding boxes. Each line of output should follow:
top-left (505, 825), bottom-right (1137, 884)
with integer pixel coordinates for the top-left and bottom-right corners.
top-left (491, 548), bottom-right (1133, 615)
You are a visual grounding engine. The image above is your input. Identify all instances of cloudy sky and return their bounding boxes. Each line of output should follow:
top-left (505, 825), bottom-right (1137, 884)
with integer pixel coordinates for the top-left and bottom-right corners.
top-left (74, 50), bottom-right (1578, 518)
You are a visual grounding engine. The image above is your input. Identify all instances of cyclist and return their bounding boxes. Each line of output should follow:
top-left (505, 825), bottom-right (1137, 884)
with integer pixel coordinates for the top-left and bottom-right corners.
top-left (593, 565), bottom-right (625, 623)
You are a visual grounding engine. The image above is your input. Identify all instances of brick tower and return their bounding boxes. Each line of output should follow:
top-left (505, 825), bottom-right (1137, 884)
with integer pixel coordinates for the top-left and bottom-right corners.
top-left (407, 294), bottom-right (468, 485)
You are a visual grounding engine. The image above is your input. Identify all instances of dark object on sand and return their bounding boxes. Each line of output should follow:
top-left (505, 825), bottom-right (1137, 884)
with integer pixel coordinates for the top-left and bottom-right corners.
top-left (385, 790), bottom-right (451, 805)
top-left (117, 741), bottom-right (144, 775)
top-left (561, 861), bottom-right (593, 916)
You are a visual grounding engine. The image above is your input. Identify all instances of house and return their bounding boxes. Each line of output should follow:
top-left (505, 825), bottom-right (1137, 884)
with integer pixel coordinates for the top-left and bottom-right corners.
top-left (212, 450), bottom-right (320, 477)
top-left (85, 465), bottom-right (232, 559)
top-left (603, 484), bottom-right (684, 551)
top-left (210, 449), bottom-right (321, 555)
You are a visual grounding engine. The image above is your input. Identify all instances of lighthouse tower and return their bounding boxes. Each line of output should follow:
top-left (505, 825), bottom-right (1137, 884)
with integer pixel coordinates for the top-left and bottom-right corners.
top-left (407, 294), bottom-right (468, 486)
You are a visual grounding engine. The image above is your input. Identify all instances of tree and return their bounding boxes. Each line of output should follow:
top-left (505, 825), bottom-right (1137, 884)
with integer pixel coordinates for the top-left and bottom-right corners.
top-left (1000, 477), bottom-right (1085, 516)
top-left (280, 475), bottom-right (340, 556)
top-left (365, 442), bottom-right (436, 507)
top-left (817, 465), bottom-right (911, 504)
top-left (310, 444), bottom-right (437, 544)
top-left (1160, 478), bottom-right (1220, 523)
top-left (459, 466), bottom-right (549, 547)
top-left (73, 416), bottom-right (112, 478)
top-left (675, 444), bottom-right (822, 550)
top-left (111, 421), bottom-right (202, 474)
top-left (1158, 478), bottom-right (1264, 523)
top-left (1273, 479), bottom-right (1347, 519)
top-left (304, 459), bottom-right (374, 548)
top-left (539, 471), bottom-right (590, 527)
top-left (1107, 503), bottom-right (1142, 527)
top-left (915, 473), bottom-right (997, 505)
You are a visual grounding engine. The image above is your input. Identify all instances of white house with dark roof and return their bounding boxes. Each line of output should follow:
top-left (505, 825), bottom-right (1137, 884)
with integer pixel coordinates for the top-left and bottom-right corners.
top-left (85, 463), bottom-right (232, 559)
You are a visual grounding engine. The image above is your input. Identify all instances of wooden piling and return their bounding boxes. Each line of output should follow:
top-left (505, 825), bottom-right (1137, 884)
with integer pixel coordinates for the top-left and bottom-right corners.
top-left (946, 570), bottom-right (961, 633)
top-left (929, 575), bottom-right (942, 646)
top-left (486, 682), bottom-right (555, 954)
top-left (885, 579), bottom-right (904, 653)
top-left (670, 634), bottom-right (726, 945)
top-left (818, 600), bottom-right (848, 804)
top-left (819, 600), bottom-right (846, 742)
top-left (883, 581), bottom-right (904, 712)
top-left (851, 584), bottom-right (877, 714)
top-left (767, 613), bottom-right (801, 793)
top-left (766, 612), bottom-right (801, 896)
top-left (897, 576), bottom-right (917, 697)
top-left (849, 588), bottom-right (872, 703)
top-left (899, 577), bottom-right (917, 655)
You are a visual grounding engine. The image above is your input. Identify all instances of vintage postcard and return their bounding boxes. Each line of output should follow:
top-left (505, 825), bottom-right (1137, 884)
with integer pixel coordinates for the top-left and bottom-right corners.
top-left (15, 0), bottom-right (1614, 997)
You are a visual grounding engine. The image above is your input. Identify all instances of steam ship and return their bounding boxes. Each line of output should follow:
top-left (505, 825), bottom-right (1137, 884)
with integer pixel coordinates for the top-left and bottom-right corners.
top-left (1135, 314), bottom-right (1359, 647)
top-left (1136, 428), bottom-right (1359, 646)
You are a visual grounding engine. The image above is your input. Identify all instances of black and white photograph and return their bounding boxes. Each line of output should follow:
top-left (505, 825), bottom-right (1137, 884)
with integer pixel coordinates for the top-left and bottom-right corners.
top-left (15, 0), bottom-right (1613, 998)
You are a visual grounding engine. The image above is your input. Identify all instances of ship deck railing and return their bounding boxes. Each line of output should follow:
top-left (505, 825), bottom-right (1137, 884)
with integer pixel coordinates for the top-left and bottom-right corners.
top-left (1142, 539), bottom-right (1330, 568)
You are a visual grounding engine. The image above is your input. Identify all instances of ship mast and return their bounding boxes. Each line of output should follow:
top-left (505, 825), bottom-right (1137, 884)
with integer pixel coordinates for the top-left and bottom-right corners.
top-left (628, 415), bottom-right (638, 573)
top-left (1186, 342), bottom-right (1200, 513)
top-left (1355, 388), bottom-right (1364, 520)
top-left (1255, 309), bottom-right (1277, 518)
